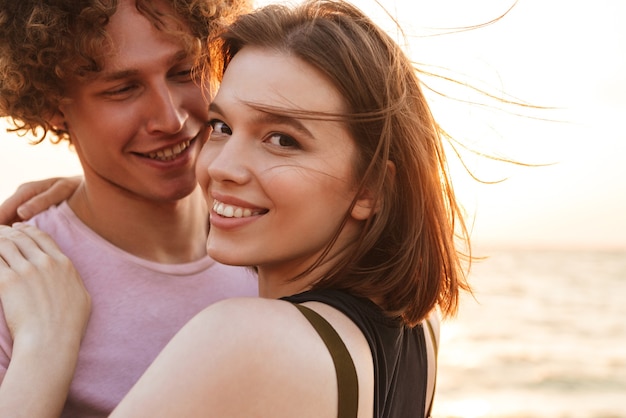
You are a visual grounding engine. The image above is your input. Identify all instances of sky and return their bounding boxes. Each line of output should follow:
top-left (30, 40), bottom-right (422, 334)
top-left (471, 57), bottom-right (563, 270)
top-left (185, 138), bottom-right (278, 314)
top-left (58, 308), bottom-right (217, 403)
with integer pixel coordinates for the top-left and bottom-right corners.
top-left (1, 0), bottom-right (624, 250)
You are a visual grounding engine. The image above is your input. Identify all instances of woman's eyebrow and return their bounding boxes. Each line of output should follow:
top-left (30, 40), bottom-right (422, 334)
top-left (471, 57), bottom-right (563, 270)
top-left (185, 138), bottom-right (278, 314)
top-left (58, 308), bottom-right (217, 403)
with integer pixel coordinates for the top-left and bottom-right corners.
top-left (254, 113), bottom-right (314, 138)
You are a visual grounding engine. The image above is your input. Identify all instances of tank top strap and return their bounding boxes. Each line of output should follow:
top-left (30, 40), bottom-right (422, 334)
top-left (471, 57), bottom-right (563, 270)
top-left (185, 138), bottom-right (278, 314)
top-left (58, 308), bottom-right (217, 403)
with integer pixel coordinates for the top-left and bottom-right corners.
top-left (292, 303), bottom-right (359, 418)
top-left (425, 315), bottom-right (439, 418)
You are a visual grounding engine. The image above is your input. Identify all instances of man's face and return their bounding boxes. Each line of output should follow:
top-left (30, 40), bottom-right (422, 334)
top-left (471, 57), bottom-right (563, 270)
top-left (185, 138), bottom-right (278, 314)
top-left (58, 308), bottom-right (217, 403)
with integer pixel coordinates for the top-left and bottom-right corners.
top-left (57, 0), bottom-right (209, 203)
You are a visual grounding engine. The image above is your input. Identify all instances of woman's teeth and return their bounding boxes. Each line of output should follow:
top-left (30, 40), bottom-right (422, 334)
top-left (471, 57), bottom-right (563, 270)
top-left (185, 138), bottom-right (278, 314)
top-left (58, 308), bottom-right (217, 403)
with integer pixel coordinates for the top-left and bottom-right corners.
top-left (147, 140), bottom-right (191, 161)
top-left (213, 200), bottom-right (261, 218)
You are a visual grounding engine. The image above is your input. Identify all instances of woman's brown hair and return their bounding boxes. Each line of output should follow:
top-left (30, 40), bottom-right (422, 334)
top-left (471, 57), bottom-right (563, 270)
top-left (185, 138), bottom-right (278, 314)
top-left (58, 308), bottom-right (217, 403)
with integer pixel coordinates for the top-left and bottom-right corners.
top-left (214, 0), bottom-right (471, 326)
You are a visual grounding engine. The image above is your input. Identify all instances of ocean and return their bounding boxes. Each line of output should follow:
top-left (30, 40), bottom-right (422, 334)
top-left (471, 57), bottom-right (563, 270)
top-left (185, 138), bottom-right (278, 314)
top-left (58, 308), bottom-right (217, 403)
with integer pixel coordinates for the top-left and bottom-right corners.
top-left (431, 248), bottom-right (626, 418)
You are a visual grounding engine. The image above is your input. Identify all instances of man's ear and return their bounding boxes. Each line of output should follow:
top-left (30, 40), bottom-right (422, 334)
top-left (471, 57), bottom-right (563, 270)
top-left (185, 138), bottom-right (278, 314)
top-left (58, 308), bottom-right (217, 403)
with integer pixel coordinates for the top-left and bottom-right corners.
top-left (351, 160), bottom-right (396, 221)
top-left (48, 110), bottom-right (67, 133)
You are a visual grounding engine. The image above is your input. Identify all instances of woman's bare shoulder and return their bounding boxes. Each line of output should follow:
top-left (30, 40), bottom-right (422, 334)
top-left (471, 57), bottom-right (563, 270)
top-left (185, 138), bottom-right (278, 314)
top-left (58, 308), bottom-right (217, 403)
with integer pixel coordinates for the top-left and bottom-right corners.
top-left (113, 298), bottom-right (340, 417)
top-left (113, 297), bottom-right (375, 417)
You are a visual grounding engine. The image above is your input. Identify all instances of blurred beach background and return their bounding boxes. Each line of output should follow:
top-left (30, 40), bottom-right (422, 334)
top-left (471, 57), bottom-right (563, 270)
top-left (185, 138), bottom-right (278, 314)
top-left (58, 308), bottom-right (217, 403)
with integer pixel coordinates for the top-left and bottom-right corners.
top-left (1, 0), bottom-right (625, 417)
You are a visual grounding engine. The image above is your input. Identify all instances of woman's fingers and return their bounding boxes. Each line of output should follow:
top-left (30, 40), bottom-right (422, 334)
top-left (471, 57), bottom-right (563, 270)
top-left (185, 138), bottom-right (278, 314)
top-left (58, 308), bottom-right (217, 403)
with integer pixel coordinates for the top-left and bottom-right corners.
top-left (10, 223), bottom-right (66, 261)
top-left (0, 225), bottom-right (30, 273)
top-left (0, 224), bottom-right (91, 344)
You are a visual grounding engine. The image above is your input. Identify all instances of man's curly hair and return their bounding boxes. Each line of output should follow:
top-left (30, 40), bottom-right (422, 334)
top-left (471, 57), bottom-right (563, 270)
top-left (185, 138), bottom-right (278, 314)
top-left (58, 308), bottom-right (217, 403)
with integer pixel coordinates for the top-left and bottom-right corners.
top-left (0, 0), bottom-right (251, 143)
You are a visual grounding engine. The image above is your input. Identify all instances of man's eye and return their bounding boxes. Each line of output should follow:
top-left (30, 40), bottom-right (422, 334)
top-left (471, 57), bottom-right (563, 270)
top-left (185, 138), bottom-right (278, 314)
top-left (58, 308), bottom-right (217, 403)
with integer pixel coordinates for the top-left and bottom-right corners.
top-left (173, 69), bottom-right (194, 81)
top-left (266, 133), bottom-right (299, 148)
top-left (209, 120), bottom-right (232, 135)
top-left (103, 84), bottom-right (136, 97)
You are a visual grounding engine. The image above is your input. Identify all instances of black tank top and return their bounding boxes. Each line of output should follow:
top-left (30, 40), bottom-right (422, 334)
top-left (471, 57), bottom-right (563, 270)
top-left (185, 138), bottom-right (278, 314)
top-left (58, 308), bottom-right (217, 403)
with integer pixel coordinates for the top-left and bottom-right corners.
top-left (282, 289), bottom-right (428, 418)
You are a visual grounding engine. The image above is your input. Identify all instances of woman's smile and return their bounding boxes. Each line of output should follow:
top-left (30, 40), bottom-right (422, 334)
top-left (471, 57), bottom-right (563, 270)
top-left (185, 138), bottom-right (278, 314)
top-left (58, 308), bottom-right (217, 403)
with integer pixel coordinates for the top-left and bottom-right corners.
top-left (212, 199), bottom-right (267, 218)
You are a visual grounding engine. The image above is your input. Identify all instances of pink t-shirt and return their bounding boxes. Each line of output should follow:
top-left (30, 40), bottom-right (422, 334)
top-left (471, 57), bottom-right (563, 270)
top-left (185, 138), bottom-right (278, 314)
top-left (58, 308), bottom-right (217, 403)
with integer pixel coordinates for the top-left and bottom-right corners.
top-left (0, 202), bottom-right (258, 417)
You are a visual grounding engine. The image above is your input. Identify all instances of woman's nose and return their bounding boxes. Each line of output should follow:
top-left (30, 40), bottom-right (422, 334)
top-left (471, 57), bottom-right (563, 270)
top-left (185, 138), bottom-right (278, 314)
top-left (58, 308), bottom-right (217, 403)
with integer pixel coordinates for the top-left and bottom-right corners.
top-left (205, 135), bottom-right (252, 185)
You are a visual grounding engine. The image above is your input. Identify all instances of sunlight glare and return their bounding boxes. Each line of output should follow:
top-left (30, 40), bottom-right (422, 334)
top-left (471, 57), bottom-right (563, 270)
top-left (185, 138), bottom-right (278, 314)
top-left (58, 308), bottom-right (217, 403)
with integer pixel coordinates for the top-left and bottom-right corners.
top-left (439, 398), bottom-right (492, 418)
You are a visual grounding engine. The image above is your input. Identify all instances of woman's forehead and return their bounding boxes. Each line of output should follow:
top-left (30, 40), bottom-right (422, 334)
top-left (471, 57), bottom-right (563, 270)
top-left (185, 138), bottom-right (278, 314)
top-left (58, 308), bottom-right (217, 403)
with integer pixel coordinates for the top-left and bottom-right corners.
top-left (219, 47), bottom-right (346, 115)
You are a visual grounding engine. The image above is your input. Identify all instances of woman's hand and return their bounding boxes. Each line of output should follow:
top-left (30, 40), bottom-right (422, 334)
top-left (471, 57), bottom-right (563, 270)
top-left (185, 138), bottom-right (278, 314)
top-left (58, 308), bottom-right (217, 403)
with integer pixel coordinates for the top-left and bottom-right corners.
top-left (0, 223), bottom-right (91, 344)
top-left (0, 223), bottom-right (91, 418)
top-left (0, 176), bottom-right (82, 225)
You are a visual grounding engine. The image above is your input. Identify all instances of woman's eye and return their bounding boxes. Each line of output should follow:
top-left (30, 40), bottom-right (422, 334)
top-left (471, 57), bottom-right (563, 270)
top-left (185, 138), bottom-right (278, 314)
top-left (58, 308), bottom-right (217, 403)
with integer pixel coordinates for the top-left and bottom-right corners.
top-left (266, 133), bottom-right (299, 148)
top-left (209, 120), bottom-right (232, 135)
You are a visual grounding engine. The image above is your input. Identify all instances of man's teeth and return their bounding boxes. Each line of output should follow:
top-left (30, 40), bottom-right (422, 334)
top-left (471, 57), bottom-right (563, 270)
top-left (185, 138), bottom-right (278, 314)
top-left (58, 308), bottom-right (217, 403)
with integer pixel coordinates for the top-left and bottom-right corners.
top-left (212, 200), bottom-right (258, 218)
top-left (147, 140), bottom-right (191, 161)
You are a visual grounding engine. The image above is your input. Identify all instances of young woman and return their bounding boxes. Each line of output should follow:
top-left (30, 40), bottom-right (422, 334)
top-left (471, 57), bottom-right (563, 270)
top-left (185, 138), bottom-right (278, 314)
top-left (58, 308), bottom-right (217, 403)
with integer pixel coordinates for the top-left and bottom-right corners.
top-left (111, 1), bottom-right (470, 416)
top-left (0, 0), bottom-right (470, 416)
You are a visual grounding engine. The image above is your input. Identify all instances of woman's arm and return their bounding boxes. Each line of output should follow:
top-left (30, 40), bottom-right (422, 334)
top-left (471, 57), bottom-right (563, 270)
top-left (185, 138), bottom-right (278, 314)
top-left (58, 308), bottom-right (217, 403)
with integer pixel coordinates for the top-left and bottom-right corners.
top-left (0, 224), bottom-right (91, 418)
top-left (110, 299), bottom-right (366, 418)
top-left (0, 177), bottom-right (82, 225)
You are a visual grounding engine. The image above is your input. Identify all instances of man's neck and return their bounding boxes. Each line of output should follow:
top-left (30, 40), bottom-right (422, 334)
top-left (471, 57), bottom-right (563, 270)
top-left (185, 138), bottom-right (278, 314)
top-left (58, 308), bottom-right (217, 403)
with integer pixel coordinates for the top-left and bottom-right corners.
top-left (67, 182), bottom-right (208, 264)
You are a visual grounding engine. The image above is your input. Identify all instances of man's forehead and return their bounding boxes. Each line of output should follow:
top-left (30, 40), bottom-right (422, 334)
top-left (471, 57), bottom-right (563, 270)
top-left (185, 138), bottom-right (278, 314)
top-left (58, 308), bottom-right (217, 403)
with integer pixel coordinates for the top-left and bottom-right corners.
top-left (110, 0), bottom-right (189, 31)
top-left (101, 1), bottom-right (191, 61)
top-left (98, 49), bottom-right (190, 79)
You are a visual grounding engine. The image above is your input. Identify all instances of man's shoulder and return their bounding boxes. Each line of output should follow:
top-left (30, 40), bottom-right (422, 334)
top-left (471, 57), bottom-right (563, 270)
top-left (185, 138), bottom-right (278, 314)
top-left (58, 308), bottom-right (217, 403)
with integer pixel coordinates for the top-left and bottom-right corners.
top-left (27, 201), bottom-right (72, 231)
top-left (28, 201), bottom-right (102, 259)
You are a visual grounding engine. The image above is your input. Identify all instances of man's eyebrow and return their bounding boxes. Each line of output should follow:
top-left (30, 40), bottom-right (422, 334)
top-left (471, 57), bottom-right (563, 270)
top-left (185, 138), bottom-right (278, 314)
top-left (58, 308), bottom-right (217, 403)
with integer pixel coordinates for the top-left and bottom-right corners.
top-left (99, 69), bottom-right (139, 83)
top-left (98, 50), bottom-right (190, 82)
top-left (209, 101), bottom-right (315, 138)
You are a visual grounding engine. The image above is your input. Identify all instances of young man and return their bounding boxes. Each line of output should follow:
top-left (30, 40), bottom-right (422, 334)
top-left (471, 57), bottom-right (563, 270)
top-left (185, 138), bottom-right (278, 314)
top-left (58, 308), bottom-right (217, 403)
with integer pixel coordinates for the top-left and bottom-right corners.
top-left (0, 0), bottom-right (256, 416)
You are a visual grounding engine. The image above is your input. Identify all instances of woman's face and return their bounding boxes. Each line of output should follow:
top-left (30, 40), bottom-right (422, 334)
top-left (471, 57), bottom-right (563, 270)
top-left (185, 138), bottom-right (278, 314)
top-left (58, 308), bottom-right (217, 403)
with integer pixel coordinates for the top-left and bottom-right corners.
top-left (197, 46), bottom-right (370, 290)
